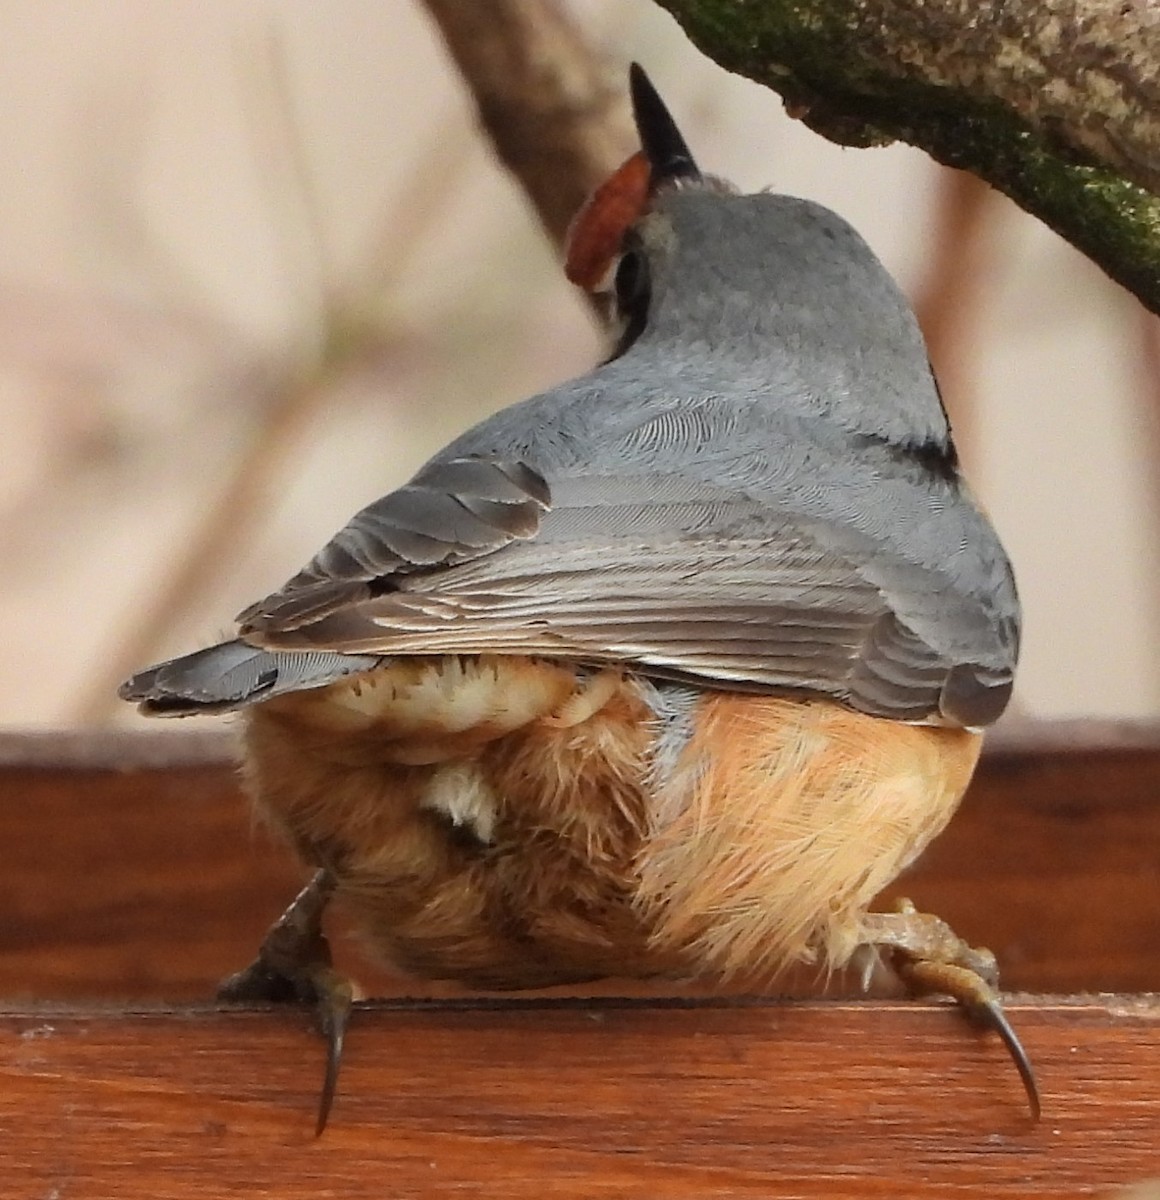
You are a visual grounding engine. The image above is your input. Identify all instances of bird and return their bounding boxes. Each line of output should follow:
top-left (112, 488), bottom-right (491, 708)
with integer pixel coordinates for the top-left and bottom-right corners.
top-left (121, 63), bottom-right (1035, 1133)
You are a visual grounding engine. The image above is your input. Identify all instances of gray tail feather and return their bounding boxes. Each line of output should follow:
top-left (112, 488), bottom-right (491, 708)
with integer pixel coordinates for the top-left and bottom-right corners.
top-left (118, 639), bottom-right (381, 717)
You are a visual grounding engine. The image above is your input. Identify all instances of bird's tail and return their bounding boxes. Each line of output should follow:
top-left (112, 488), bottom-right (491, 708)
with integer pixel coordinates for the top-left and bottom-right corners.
top-left (118, 639), bottom-right (380, 717)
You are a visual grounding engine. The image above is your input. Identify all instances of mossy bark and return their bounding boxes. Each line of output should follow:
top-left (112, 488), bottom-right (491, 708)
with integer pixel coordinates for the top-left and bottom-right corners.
top-left (655, 0), bottom-right (1160, 313)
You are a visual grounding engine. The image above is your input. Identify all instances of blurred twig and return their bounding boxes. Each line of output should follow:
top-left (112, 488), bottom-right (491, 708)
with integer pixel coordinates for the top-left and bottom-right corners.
top-left (912, 169), bottom-right (997, 466)
top-left (419, 0), bottom-right (631, 262)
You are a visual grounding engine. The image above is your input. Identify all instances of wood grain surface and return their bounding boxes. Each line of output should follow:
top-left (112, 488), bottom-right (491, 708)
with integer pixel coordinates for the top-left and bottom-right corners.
top-left (3, 997), bottom-right (1159, 1199)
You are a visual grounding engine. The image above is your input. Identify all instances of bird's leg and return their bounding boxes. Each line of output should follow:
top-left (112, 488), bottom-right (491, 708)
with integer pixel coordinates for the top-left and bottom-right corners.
top-left (856, 897), bottom-right (1040, 1120)
top-left (217, 868), bottom-right (353, 1134)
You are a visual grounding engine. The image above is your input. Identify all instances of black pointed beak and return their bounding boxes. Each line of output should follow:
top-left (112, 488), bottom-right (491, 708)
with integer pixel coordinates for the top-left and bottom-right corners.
top-left (629, 63), bottom-right (701, 190)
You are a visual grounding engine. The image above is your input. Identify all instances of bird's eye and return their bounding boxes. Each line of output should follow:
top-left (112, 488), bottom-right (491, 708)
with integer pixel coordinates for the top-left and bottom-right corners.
top-left (614, 249), bottom-right (648, 312)
top-left (605, 247), bottom-right (650, 362)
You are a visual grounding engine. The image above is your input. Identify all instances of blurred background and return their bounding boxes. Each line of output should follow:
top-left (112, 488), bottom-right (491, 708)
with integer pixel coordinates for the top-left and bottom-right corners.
top-left (0, 0), bottom-right (1157, 730)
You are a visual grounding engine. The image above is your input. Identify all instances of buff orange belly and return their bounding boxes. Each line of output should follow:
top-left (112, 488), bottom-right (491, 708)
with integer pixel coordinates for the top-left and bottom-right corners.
top-left (241, 655), bottom-right (981, 989)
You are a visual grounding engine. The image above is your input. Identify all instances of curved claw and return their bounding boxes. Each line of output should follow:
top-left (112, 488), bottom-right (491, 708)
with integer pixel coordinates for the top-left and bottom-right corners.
top-left (967, 992), bottom-right (1041, 1122)
top-left (217, 872), bottom-right (359, 1134)
top-left (312, 969), bottom-right (354, 1137)
top-left (897, 957), bottom-right (1040, 1122)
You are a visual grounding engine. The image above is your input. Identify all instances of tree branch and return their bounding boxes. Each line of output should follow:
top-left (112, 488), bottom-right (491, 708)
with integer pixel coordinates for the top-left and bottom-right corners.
top-left (420, 0), bottom-right (631, 253)
top-left (653, 0), bottom-right (1160, 314)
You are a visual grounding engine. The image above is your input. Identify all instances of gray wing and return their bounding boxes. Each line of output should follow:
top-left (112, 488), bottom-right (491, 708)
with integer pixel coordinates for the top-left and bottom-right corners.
top-left (236, 457), bottom-right (550, 631)
top-left (238, 454), bottom-right (1017, 728)
top-left (119, 640), bottom-right (380, 716)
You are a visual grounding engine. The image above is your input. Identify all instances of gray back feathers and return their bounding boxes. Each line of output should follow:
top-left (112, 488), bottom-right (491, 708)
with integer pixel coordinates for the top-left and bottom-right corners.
top-left (123, 181), bottom-right (1018, 729)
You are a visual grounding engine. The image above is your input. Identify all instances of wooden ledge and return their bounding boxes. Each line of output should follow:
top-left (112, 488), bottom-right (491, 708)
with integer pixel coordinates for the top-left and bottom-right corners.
top-left (4, 996), bottom-right (1159, 1197)
top-left (5, 724), bottom-right (1160, 1000)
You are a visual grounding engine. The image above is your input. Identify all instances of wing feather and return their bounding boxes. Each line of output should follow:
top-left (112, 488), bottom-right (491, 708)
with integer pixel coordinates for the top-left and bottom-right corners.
top-left (236, 457), bottom-right (550, 630)
top-left (235, 448), bottom-right (1015, 727)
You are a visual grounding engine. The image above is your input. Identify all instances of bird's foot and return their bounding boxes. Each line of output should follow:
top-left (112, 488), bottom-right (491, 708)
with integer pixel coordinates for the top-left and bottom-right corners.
top-left (856, 897), bottom-right (1039, 1120)
top-left (217, 869), bottom-right (353, 1135)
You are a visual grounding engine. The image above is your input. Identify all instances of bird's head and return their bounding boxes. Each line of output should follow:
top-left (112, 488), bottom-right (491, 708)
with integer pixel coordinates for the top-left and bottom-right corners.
top-left (564, 64), bottom-right (952, 454)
